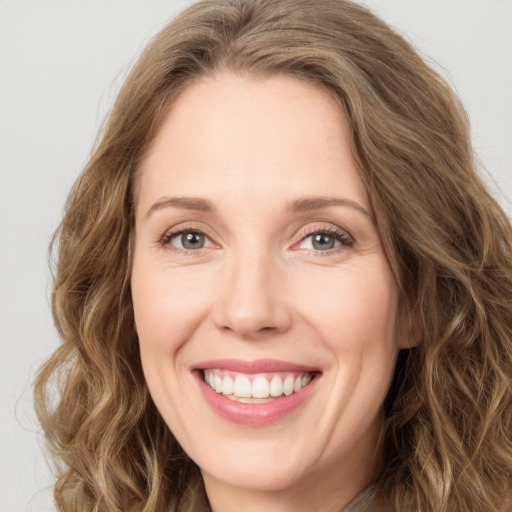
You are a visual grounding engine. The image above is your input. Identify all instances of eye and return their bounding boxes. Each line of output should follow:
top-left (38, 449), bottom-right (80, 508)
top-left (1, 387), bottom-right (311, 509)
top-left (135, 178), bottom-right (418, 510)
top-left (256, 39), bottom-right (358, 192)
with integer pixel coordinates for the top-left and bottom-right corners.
top-left (161, 229), bottom-right (213, 251)
top-left (298, 229), bottom-right (354, 252)
top-left (301, 232), bottom-right (340, 250)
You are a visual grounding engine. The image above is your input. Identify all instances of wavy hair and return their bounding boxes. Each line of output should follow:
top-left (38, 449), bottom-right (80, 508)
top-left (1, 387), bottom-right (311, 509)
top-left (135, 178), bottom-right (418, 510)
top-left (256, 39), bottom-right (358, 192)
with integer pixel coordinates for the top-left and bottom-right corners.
top-left (34, 0), bottom-right (512, 510)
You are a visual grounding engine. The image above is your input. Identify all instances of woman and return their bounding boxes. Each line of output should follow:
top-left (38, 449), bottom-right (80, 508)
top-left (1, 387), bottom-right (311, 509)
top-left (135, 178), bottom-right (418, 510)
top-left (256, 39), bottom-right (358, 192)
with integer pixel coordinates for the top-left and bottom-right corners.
top-left (35, 0), bottom-right (512, 511)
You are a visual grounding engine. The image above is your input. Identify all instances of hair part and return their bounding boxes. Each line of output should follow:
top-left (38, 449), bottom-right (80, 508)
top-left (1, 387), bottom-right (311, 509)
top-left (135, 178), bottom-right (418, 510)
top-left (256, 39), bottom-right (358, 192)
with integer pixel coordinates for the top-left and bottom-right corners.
top-left (35, 1), bottom-right (512, 510)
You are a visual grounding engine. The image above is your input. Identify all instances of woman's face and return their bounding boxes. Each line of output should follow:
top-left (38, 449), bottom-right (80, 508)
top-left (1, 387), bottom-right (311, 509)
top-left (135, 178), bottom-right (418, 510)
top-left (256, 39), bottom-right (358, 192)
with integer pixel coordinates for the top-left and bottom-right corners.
top-left (132, 73), bottom-right (406, 507)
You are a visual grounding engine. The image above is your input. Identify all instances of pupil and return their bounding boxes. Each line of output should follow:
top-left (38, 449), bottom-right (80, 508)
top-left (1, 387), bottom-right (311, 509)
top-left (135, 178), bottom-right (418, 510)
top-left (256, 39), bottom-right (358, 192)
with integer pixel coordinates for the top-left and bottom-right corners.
top-left (182, 232), bottom-right (204, 249)
top-left (313, 233), bottom-right (335, 250)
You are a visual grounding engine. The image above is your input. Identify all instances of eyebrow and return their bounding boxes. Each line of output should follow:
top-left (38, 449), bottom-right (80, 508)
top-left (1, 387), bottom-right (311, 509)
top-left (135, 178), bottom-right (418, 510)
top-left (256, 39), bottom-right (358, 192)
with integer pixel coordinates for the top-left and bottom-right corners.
top-left (145, 195), bottom-right (370, 219)
top-left (286, 196), bottom-right (370, 217)
top-left (145, 196), bottom-right (214, 218)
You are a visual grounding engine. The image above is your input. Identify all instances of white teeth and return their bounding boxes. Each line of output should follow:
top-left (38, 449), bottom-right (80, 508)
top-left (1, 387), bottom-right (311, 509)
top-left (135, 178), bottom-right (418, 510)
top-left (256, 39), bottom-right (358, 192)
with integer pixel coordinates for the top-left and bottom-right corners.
top-left (214, 374), bottom-right (223, 393)
top-left (269, 375), bottom-right (284, 397)
top-left (203, 370), bottom-right (314, 400)
top-left (226, 395), bottom-right (273, 404)
top-left (222, 374), bottom-right (234, 395)
top-left (233, 374), bottom-right (252, 398)
top-left (283, 375), bottom-right (295, 396)
top-left (251, 376), bottom-right (270, 398)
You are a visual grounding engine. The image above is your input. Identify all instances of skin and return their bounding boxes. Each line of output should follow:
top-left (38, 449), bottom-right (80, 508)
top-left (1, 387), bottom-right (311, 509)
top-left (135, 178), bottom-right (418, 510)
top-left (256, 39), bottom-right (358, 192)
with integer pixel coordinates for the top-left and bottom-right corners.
top-left (131, 73), bottom-right (407, 512)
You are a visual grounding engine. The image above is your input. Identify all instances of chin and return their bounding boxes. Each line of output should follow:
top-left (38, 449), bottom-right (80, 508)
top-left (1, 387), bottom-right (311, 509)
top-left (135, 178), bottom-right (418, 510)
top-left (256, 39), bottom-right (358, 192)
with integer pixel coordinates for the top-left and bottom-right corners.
top-left (200, 452), bottom-right (313, 493)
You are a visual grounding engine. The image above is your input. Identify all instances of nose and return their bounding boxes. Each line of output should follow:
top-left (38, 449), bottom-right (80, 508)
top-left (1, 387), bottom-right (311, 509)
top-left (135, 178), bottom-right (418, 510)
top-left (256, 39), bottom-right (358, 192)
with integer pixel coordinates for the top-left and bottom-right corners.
top-left (212, 249), bottom-right (293, 339)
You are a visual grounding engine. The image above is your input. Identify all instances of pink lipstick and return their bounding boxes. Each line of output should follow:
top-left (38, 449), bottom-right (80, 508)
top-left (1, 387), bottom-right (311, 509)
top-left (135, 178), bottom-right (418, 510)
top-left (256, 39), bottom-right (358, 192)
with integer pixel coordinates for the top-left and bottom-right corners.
top-left (192, 359), bottom-right (320, 426)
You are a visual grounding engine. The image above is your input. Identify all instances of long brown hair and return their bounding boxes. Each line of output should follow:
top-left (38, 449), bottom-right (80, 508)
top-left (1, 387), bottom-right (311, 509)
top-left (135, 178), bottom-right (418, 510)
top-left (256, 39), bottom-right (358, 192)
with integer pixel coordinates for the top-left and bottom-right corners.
top-left (35, 1), bottom-right (512, 510)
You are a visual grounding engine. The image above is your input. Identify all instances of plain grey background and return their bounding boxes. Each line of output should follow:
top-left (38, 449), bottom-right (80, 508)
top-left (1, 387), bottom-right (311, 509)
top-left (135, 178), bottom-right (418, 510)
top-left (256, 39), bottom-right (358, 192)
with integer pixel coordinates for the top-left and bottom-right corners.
top-left (1, 1), bottom-right (511, 511)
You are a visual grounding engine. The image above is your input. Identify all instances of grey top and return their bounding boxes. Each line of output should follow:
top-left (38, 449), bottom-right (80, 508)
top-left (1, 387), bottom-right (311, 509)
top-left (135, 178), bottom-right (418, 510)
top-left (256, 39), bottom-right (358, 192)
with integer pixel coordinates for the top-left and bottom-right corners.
top-left (340, 484), bottom-right (379, 512)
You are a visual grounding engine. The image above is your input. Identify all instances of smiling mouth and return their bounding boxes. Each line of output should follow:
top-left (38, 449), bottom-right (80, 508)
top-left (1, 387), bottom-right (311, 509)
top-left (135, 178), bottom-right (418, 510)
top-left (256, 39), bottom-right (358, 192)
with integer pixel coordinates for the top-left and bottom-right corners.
top-left (202, 369), bottom-right (316, 403)
top-left (193, 359), bottom-right (321, 425)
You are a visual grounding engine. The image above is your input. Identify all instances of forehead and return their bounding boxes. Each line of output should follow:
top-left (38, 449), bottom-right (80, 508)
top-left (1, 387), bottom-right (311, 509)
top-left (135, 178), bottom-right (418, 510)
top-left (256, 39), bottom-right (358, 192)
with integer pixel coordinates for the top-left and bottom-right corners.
top-left (136, 73), bottom-right (368, 213)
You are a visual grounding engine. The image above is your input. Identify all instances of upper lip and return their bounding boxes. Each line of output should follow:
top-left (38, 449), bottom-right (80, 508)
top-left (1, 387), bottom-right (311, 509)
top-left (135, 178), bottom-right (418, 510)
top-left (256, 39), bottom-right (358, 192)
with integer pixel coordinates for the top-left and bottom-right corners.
top-left (191, 358), bottom-right (320, 374)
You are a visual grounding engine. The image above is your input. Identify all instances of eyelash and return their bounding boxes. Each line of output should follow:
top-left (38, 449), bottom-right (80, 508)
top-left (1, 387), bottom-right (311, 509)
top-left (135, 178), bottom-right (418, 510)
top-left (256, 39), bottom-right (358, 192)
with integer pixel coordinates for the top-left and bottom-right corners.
top-left (159, 226), bottom-right (214, 254)
top-left (296, 226), bottom-right (354, 255)
top-left (159, 225), bottom-right (354, 255)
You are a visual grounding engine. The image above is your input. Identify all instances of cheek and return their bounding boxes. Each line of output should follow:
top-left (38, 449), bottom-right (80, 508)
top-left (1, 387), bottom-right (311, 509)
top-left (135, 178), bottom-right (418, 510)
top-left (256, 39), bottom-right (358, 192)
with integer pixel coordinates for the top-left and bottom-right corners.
top-left (131, 263), bottom-right (213, 356)
top-left (294, 261), bottom-right (400, 363)
top-left (131, 263), bottom-right (214, 424)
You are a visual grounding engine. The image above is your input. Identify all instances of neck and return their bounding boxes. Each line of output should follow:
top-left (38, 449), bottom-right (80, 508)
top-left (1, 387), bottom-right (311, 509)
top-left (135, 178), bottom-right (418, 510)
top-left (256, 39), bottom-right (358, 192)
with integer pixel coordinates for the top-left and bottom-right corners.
top-left (202, 452), bottom-right (377, 512)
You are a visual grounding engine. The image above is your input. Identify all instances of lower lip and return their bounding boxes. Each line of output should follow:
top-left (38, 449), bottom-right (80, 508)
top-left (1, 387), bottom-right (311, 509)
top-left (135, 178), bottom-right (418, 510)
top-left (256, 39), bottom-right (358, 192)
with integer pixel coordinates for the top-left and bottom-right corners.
top-left (194, 372), bottom-right (318, 427)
